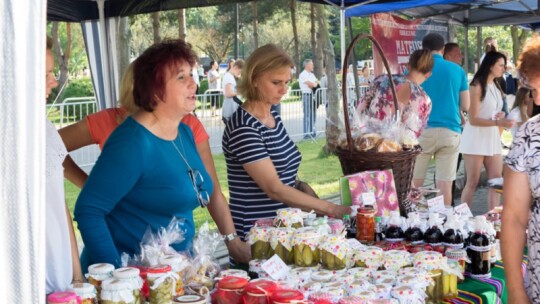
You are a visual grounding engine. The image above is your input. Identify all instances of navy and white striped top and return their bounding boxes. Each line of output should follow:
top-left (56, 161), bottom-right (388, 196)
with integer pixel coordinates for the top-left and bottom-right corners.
top-left (222, 107), bottom-right (302, 240)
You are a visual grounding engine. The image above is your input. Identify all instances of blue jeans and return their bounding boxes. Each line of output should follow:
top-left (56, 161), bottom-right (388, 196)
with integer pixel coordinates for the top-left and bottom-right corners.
top-left (302, 93), bottom-right (316, 137)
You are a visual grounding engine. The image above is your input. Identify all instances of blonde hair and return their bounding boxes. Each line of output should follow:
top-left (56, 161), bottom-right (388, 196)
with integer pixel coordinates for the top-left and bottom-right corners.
top-left (409, 49), bottom-right (434, 74)
top-left (518, 35), bottom-right (540, 82)
top-left (118, 62), bottom-right (138, 114)
top-left (237, 44), bottom-right (294, 102)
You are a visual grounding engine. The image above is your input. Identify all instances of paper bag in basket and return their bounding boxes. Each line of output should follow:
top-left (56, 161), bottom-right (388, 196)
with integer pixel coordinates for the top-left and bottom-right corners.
top-left (347, 169), bottom-right (399, 216)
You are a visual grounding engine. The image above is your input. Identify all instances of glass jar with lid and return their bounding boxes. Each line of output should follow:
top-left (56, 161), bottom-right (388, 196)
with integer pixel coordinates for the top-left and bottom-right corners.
top-left (100, 278), bottom-right (135, 304)
top-left (113, 267), bottom-right (144, 304)
top-left (269, 227), bottom-right (295, 265)
top-left (270, 289), bottom-right (304, 304)
top-left (319, 234), bottom-right (348, 270)
top-left (47, 292), bottom-right (79, 304)
top-left (292, 227), bottom-right (321, 267)
top-left (248, 226), bottom-right (275, 260)
top-left (242, 279), bottom-right (278, 304)
top-left (68, 282), bottom-right (97, 304)
top-left (274, 207), bottom-right (304, 228)
top-left (86, 263), bottom-right (114, 302)
top-left (147, 264), bottom-right (177, 304)
top-left (159, 254), bottom-right (190, 296)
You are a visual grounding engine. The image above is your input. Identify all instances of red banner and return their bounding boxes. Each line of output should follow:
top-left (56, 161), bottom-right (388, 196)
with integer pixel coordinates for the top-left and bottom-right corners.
top-left (370, 13), bottom-right (449, 75)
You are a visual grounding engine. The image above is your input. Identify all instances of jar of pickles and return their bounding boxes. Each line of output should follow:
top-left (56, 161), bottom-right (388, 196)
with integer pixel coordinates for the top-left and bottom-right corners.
top-left (86, 263), bottom-right (114, 302)
top-left (383, 250), bottom-right (411, 271)
top-left (68, 282), bottom-right (97, 304)
top-left (354, 246), bottom-right (384, 269)
top-left (319, 234), bottom-right (348, 270)
top-left (47, 292), bottom-right (79, 304)
top-left (413, 251), bottom-right (446, 303)
top-left (248, 226), bottom-right (275, 260)
top-left (100, 278), bottom-right (135, 304)
top-left (442, 260), bottom-right (461, 300)
top-left (147, 265), bottom-right (177, 304)
top-left (356, 207), bottom-right (376, 244)
top-left (292, 228), bottom-right (321, 267)
top-left (159, 254), bottom-right (189, 296)
top-left (112, 267), bottom-right (144, 304)
top-left (274, 207), bottom-right (304, 228)
top-left (446, 249), bottom-right (468, 283)
top-left (269, 227), bottom-right (295, 265)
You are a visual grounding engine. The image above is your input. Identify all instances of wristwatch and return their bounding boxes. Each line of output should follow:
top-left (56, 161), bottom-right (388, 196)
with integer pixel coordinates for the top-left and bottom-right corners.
top-left (222, 233), bottom-right (239, 242)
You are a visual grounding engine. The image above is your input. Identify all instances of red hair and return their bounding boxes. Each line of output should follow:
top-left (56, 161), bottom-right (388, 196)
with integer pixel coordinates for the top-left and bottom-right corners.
top-left (132, 39), bottom-right (197, 112)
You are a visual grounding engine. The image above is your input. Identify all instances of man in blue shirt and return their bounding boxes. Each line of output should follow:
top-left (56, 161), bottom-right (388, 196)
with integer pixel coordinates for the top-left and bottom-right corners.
top-left (413, 33), bottom-right (470, 207)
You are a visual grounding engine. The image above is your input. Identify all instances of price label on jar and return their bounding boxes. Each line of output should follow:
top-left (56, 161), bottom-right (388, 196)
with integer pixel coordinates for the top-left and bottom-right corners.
top-left (261, 254), bottom-right (290, 281)
top-left (427, 195), bottom-right (446, 214)
top-left (454, 203), bottom-right (473, 218)
top-left (361, 191), bottom-right (376, 207)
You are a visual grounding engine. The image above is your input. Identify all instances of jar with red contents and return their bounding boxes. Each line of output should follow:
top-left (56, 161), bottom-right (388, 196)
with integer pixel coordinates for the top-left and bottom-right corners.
top-left (242, 279), bottom-right (278, 304)
top-left (356, 206), bottom-right (376, 244)
top-left (47, 292), bottom-right (79, 304)
top-left (212, 275), bottom-right (249, 304)
top-left (134, 266), bottom-right (150, 300)
top-left (270, 289), bottom-right (304, 304)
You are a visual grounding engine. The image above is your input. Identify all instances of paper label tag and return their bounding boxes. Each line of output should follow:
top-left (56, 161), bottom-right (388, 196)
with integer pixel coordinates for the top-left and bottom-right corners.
top-left (427, 195), bottom-right (446, 214)
top-left (454, 203), bottom-right (473, 218)
top-left (361, 191), bottom-right (376, 206)
top-left (261, 255), bottom-right (289, 281)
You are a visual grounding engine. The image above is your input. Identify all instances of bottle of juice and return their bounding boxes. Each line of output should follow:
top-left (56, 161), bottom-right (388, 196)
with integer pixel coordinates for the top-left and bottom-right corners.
top-left (467, 216), bottom-right (491, 279)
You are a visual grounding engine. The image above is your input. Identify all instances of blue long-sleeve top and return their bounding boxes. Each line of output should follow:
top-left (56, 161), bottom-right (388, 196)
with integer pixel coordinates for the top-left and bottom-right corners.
top-left (74, 117), bottom-right (213, 268)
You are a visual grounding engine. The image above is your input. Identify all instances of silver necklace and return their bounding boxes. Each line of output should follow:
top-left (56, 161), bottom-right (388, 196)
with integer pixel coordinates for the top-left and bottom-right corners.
top-left (171, 138), bottom-right (193, 171)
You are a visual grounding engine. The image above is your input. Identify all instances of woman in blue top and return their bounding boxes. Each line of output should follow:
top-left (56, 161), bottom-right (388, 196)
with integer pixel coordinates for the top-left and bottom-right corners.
top-left (222, 44), bottom-right (351, 261)
top-left (75, 39), bottom-right (213, 269)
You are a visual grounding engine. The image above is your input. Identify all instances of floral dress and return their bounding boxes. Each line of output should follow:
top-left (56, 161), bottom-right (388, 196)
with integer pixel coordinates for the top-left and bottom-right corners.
top-left (358, 74), bottom-right (432, 138)
top-left (505, 115), bottom-right (540, 302)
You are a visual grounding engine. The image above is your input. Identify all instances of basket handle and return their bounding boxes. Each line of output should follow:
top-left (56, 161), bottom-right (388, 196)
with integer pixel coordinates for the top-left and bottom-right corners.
top-left (341, 34), bottom-right (399, 152)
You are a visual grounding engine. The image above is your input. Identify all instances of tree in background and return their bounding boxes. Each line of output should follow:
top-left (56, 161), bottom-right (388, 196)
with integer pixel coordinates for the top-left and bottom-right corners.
top-left (51, 22), bottom-right (72, 94)
top-left (290, 0), bottom-right (300, 77)
top-left (178, 9), bottom-right (187, 41)
top-left (252, 1), bottom-right (259, 49)
top-left (511, 26), bottom-right (530, 65)
top-left (151, 12), bottom-right (161, 43)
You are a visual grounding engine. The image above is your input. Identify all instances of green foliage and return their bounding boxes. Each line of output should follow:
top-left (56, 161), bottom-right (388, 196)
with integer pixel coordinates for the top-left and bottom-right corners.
top-left (199, 79), bottom-right (209, 93)
top-left (58, 78), bottom-right (95, 120)
top-left (290, 79), bottom-right (300, 90)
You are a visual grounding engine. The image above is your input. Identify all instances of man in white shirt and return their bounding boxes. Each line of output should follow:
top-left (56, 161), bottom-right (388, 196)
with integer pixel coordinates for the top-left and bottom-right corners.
top-left (299, 59), bottom-right (319, 139)
top-left (208, 60), bottom-right (220, 116)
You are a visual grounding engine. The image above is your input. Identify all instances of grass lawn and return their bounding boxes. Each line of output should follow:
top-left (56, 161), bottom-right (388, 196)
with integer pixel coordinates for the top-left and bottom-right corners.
top-left (65, 138), bottom-right (343, 230)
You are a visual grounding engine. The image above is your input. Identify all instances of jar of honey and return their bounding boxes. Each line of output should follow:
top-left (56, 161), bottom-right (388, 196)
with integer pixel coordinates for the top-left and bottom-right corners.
top-left (356, 207), bottom-right (376, 244)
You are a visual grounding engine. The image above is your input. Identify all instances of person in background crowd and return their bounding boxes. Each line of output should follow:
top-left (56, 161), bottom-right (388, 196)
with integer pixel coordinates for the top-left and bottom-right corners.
top-left (507, 87), bottom-right (532, 137)
top-left (358, 66), bottom-right (373, 85)
top-left (75, 39), bottom-right (213, 270)
top-left (460, 51), bottom-right (514, 211)
top-left (45, 36), bottom-right (84, 294)
top-left (62, 58), bottom-right (250, 270)
top-left (226, 58), bottom-right (235, 72)
top-left (299, 59), bottom-right (319, 139)
top-left (413, 33), bottom-right (470, 207)
top-left (443, 42), bottom-right (464, 65)
top-left (222, 44), bottom-right (351, 264)
top-left (222, 59), bottom-right (244, 123)
top-left (480, 37), bottom-right (498, 64)
top-left (498, 62), bottom-right (517, 95)
top-left (358, 49), bottom-right (434, 139)
top-left (207, 60), bottom-right (220, 117)
top-left (502, 35), bottom-right (540, 304)
top-left (192, 61), bottom-right (200, 94)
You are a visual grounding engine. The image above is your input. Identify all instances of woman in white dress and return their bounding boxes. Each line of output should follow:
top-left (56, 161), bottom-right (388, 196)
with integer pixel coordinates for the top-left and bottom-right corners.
top-left (460, 51), bottom-right (515, 210)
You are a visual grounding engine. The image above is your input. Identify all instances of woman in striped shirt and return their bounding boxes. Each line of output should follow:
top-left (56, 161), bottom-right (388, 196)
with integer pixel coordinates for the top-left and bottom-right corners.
top-left (222, 44), bottom-right (351, 263)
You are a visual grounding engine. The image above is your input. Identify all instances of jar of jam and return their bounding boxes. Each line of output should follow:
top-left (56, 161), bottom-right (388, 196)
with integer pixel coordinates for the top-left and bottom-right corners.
top-left (242, 279), bottom-right (277, 304)
top-left (147, 265), bottom-right (176, 304)
top-left (212, 275), bottom-right (249, 304)
top-left (356, 207), bottom-right (376, 244)
top-left (112, 267), bottom-right (144, 304)
top-left (85, 263), bottom-right (114, 302)
top-left (67, 282), bottom-right (97, 304)
top-left (270, 289), bottom-right (304, 304)
top-left (47, 292), bottom-right (79, 304)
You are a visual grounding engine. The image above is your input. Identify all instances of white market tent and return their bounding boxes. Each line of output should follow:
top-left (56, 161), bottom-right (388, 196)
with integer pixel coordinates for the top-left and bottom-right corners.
top-left (2, 0), bottom-right (540, 302)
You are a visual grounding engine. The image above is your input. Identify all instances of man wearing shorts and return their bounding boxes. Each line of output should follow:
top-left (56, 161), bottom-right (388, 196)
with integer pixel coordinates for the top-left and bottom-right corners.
top-left (413, 33), bottom-right (470, 207)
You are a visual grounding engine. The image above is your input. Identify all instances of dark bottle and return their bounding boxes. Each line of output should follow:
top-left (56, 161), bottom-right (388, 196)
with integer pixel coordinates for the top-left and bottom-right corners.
top-left (424, 225), bottom-right (443, 245)
top-left (385, 211), bottom-right (404, 243)
top-left (374, 216), bottom-right (385, 242)
top-left (443, 213), bottom-right (464, 249)
top-left (467, 216), bottom-right (491, 279)
top-left (405, 226), bottom-right (424, 244)
top-left (343, 214), bottom-right (357, 239)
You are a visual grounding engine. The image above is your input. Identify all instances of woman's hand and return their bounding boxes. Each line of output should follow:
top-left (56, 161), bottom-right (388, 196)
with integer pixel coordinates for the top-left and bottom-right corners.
top-left (327, 204), bottom-right (352, 219)
top-left (497, 117), bottom-right (515, 129)
top-left (226, 238), bottom-right (251, 264)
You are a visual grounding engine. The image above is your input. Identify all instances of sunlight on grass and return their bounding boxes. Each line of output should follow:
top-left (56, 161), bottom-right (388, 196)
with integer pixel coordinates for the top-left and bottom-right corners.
top-left (65, 138), bottom-right (343, 230)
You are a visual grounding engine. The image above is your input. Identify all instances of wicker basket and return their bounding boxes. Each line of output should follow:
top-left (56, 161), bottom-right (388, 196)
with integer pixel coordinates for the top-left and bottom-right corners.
top-left (335, 34), bottom-right (421, 215)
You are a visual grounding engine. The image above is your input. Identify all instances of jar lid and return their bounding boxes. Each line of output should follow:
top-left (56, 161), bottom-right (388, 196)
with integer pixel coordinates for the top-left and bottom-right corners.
top-left (173, 294), bottom-right (206, 303)
top-left (445, 248), bottom-right (468, 260)
top-left (413, 251), bottom-right (445, 271)
top-left (146, 264), bottom-right (172, 274)
top-left (248, 259), bottom-right (265, 273)
top-left (47, 292), bottom-right (78, 303)
top-left (113, 267), bottom-right (140, 279)
top-left (339, 295), bottom-right (372, 304)
top-left (159, 254), bottom-right (187, 267)
top-left (219, 269), bottom-right (249, 279)
top-left (270, 289), bottom-right (304, 302)
top-left (244, 279), bottom-right (277, 295)
top-left (101, 278), bottom-right (130, 291)
top-left (311, 270), bottom-right (333, 282)
top-left (87, 263), bottom-right (115, 275)
top-left (391, 285), bottom-right (418, 300)
top-left (68, 282), bottom-right (95, 294)
top-left (218, 275), bottom-right (249, 289)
